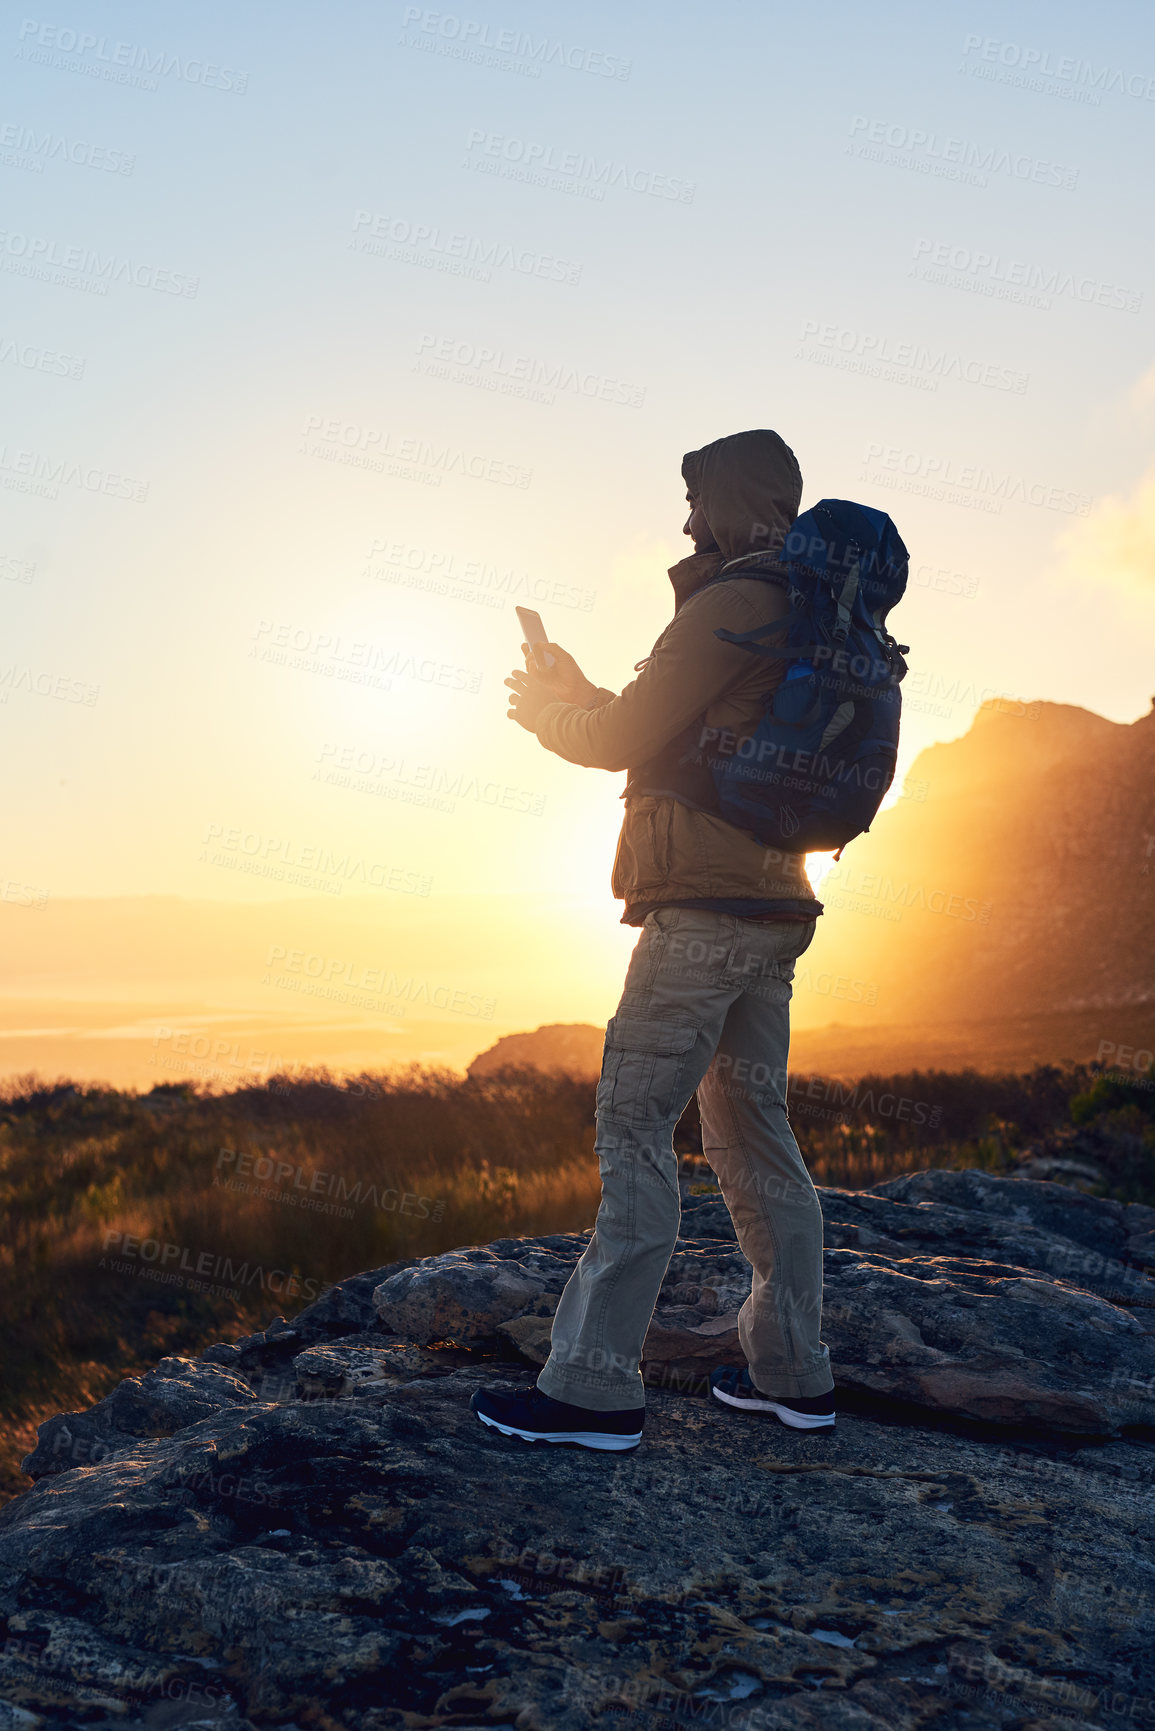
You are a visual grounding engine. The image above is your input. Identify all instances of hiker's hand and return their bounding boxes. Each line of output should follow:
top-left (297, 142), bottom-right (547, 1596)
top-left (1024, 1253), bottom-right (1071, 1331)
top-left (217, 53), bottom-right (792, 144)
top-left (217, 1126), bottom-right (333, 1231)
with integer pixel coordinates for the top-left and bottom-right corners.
top-left (522, 642), bottom-right (597, 707)
top-left (505, 664), bottom-right (557, 731)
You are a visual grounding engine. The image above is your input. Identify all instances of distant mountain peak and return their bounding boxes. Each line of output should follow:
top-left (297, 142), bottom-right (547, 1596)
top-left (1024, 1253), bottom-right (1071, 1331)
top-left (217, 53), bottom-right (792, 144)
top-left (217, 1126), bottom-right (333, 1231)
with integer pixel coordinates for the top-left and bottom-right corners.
top-left (469, 1023), bottom-right (604, 1079)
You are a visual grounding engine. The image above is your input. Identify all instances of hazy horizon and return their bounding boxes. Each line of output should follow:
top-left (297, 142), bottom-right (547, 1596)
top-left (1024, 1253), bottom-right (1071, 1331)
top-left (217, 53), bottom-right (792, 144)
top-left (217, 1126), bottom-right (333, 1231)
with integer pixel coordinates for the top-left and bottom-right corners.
top-left (4, 694), bottom-right (1152, 1090)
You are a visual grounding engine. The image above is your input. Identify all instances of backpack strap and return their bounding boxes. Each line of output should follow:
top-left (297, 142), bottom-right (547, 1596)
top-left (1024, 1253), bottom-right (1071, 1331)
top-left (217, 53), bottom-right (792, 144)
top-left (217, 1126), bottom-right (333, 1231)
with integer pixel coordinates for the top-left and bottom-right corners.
top-left (716, 552), bottom-right (790, 580)
top-left (713, 631), bottom-right (825, 660)
top-left (832, 557), bottom-right (860, 643)
top-left (707, 561), bottom-right (813, 658)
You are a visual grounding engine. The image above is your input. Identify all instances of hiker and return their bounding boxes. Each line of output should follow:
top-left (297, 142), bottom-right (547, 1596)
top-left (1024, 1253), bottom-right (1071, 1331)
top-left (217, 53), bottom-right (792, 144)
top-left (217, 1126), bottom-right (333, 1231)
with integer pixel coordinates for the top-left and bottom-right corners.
top-left (472, 429), bottom-right (902, 1452)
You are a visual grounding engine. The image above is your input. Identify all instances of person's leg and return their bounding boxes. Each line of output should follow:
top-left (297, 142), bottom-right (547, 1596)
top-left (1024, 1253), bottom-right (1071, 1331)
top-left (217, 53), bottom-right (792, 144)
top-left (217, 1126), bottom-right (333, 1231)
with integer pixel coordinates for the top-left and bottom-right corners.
top-left (697, 919), bottom-right (833, 1401)
top-left (536, 907), bottom-right (742, 1412)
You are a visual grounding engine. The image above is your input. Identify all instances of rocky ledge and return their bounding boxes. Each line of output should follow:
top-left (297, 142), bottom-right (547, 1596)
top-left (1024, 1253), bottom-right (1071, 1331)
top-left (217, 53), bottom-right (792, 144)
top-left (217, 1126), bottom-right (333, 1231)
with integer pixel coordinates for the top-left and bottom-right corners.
top-left (3, 1170), bottom-right (1154, 1729)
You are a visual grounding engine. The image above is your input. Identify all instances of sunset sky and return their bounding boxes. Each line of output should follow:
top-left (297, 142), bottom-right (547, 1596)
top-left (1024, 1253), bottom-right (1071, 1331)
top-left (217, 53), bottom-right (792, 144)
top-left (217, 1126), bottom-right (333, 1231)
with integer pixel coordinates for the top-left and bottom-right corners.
top-left (3, 0), bottom-right (1153, 1082)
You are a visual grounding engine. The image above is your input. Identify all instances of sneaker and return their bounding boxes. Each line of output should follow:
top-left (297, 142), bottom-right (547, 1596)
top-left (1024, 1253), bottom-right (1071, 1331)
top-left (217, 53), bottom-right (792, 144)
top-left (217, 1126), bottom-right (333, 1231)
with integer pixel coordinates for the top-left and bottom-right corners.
top-left (709, 1365), bottom-right (835, 1429)
top-left (471, 1384), bottom-right (644, 1452)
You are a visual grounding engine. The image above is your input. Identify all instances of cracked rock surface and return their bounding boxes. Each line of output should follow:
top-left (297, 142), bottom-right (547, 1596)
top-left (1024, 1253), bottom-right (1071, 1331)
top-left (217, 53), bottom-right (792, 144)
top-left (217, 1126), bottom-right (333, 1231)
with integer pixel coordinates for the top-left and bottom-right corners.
top-left (4, 1169), bottom-right (1153, 1728)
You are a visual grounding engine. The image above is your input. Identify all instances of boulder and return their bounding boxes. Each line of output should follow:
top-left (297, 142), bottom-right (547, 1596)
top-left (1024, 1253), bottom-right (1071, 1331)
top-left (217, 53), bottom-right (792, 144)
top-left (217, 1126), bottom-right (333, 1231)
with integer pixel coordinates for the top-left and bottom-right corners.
top-left (876, 1167), bottom-right (1155, 1281)
top-left (2, 1364), bottom-right (1153, 1728)
top-left (23, 1172), bottom-right (1155, 1496)
top-left (371, 1236), bottom-right (585, 1346)
top-left (20, 1356), bottom-right (258, 1482)
top-left (368, 1174), bottom-right (1155, 1436)
top-left (5, 1170), bottom-right (1155, 1727)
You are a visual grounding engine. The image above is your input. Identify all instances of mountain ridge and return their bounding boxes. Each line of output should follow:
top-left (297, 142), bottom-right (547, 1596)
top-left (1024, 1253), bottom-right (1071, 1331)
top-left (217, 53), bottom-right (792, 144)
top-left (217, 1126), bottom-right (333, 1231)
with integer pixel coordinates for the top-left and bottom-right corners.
top-left (803, 697), bottom-right (1155, 1027)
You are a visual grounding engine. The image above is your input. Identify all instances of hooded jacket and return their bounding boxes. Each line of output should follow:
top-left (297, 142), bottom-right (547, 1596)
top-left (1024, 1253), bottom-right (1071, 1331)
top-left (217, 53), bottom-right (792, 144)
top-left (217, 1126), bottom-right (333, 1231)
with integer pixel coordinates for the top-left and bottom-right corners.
top-left (533, 430), bottom-right (823, 926)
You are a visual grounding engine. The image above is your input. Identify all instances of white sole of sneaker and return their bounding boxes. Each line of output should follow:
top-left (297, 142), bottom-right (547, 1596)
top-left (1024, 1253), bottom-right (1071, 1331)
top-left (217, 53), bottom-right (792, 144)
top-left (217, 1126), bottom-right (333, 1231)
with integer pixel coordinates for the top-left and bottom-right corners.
top-left (475, 1411), bottom-right (641, 1451)
top-left (710, 1386), bottom-right (835, 1429)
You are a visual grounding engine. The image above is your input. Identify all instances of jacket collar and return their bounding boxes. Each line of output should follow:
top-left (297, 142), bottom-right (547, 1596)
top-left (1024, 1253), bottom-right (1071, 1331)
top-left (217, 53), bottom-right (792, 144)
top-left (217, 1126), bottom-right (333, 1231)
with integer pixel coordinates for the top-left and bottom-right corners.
top-left (667, 550), bottom-right (730, 612)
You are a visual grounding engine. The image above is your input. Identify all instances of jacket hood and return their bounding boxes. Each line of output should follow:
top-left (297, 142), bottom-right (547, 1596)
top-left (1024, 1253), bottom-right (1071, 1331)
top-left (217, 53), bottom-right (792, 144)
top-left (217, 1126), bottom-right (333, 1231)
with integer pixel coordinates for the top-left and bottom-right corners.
top-left (682, 429), bottom-right (803, 561)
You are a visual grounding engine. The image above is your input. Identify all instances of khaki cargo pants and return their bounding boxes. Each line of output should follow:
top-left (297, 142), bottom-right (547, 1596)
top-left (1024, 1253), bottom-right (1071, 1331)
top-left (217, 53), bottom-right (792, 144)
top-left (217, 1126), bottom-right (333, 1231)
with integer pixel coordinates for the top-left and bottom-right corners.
top-left (537, 905), bottom-right (832, 1411)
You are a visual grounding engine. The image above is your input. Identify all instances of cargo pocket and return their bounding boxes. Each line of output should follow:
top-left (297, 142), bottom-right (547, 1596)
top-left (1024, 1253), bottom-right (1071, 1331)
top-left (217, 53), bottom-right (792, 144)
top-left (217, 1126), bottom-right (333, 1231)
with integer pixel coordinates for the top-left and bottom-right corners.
top-left (598, 1015), bottom-right (700, 1126)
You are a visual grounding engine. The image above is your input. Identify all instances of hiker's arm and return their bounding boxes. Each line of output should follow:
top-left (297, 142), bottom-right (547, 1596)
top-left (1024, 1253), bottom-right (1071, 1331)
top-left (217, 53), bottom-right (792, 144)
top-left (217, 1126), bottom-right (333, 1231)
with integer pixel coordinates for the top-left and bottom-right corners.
top-left (532, 585), bottom-right (787, 772)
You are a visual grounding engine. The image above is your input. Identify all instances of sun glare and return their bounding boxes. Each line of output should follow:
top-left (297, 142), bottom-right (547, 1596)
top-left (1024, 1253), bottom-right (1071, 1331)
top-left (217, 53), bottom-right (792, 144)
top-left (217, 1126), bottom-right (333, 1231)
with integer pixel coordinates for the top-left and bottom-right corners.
top-left (805, 851), bottom-right (840, 897)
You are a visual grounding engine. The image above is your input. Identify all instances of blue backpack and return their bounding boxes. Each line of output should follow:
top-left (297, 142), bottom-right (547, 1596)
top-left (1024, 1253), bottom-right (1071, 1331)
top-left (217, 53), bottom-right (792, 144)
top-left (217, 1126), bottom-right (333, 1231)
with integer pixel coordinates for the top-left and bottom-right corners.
top-left (629, 500), bottom-right (909, 855)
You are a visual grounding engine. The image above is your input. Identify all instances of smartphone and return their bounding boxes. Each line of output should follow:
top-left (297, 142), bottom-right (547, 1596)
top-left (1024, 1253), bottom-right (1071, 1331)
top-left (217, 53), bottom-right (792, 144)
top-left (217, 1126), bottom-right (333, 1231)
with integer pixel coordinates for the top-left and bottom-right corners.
top-left (515, 606), bottom-right (555, 670)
